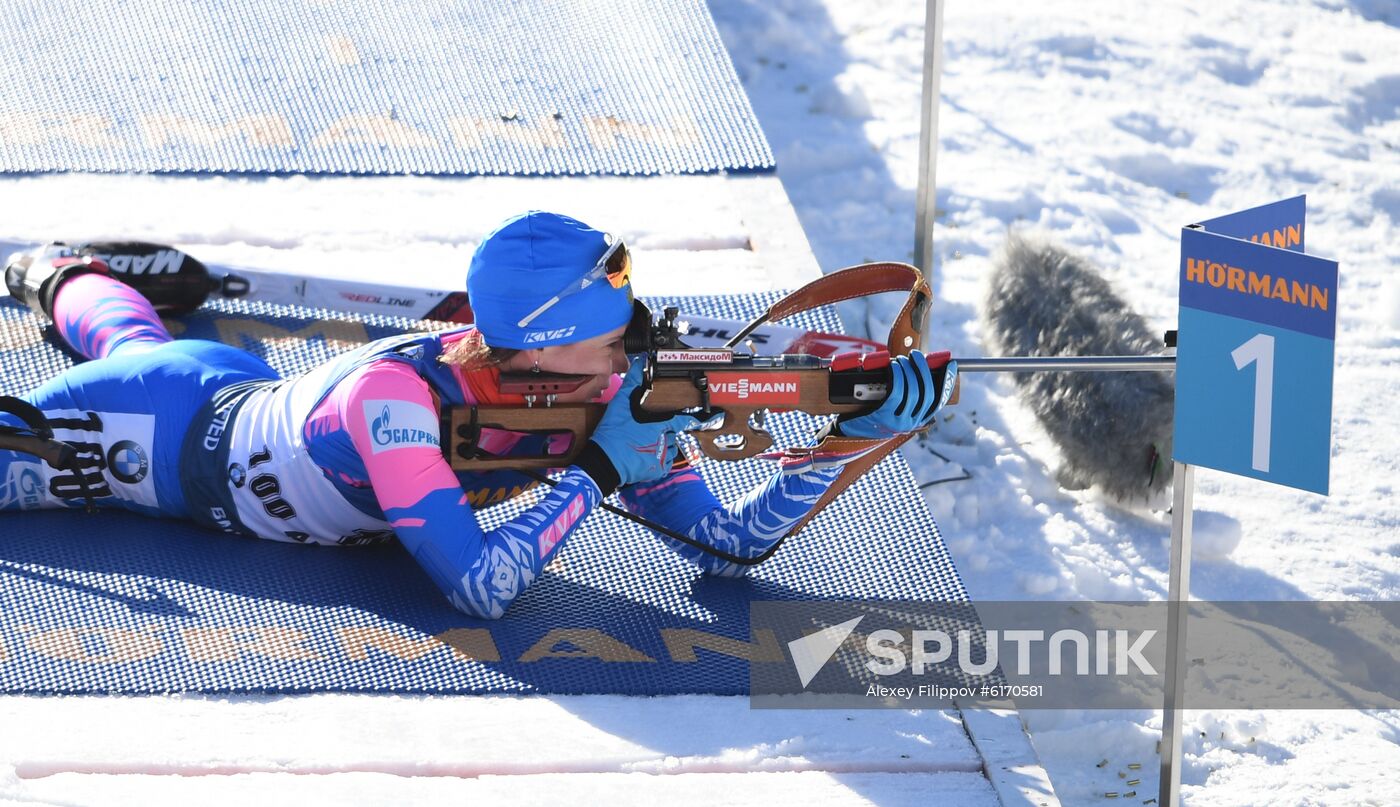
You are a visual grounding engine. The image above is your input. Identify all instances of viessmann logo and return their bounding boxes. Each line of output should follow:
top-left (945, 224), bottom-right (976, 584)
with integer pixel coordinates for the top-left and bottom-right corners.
top-left (706, 372), bottom-right (801, 404)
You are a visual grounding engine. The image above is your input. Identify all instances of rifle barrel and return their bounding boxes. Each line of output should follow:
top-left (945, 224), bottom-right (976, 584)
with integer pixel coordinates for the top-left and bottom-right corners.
top-left (952, 355), bottom-right (1176, 372)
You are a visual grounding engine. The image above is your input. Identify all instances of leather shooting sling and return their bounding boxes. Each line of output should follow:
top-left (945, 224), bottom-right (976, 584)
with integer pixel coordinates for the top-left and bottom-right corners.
top-left (721, 261), bottom-right (932, 538)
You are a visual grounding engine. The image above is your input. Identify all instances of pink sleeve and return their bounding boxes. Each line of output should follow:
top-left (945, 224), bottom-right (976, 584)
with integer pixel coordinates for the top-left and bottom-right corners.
top-left (337, 359), bottom-right (604, 619)
top-left (340, 361), bottom-right (459, 516)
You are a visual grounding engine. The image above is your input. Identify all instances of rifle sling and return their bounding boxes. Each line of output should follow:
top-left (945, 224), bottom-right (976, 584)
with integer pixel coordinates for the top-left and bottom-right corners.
top-left (738, 262), bottom-right (931, 540)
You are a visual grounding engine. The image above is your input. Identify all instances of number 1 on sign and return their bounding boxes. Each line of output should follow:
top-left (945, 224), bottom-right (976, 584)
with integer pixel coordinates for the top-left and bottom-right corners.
top-left (1231, 334), bottom-right (1275, 472)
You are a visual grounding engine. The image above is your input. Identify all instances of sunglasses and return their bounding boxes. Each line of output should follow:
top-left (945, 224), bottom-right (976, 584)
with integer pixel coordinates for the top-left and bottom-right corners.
top-left (516, 237), bottom-right (633, 329)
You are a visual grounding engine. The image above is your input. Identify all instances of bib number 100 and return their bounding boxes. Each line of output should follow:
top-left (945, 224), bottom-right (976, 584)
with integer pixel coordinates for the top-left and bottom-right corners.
top-left (248, 447), bottom-right (296, 520)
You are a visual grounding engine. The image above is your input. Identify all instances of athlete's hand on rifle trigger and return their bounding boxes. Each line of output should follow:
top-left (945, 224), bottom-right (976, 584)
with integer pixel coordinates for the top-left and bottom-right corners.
top-left (578, 356), bottom-right (701, 490)
top-left (836, 349), bottom-right (957, 438)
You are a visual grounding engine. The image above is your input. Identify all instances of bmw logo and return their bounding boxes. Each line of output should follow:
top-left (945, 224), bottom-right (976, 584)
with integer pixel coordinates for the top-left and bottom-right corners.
top-left (106, 440), bottom-right (149, 485)
top-left (228, 463), bottom-right (247, 488)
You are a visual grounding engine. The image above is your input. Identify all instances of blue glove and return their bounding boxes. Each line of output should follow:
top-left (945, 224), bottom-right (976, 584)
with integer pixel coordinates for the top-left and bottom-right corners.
top-left (836, 349), bottom-right (957, 438)
top-left (575, 357), bottom-right (700, 493)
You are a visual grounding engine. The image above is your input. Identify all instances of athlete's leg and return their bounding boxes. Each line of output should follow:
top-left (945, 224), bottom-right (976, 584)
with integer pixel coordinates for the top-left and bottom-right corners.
top-left (51, 273), bottom-right (173, 360)
top-left (1, 339), bottom-right (281, 516)
top-left (1, 265), bottom-right (173, 511)
top-left (3, 246), bottom-right (277, 515)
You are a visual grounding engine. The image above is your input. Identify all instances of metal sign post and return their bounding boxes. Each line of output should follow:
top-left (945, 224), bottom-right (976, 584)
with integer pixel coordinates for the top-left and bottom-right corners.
top-left (958, 354), bottom-right (1191, 807)
top-left (1164, 196), bottom-right (1336, 806)
top-left (914, 0), bottom-right (947, 276)
top-left (1159, 462), bottom-right (1195, 807)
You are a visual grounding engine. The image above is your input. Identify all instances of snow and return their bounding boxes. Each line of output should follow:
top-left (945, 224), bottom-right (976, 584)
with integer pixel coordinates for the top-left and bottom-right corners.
top-left (0, 695), bottom-right (995, 806)
top-left (0, 695), bottom-right (982, 776)
top-left (2, 0), bottom-right (1398, 804)
top-left (16, 770), bottom-right (996, 807)
top-left (0, 174), bottom-right (804, 296)
top-left (709, 0), bottom-right (1400, 803)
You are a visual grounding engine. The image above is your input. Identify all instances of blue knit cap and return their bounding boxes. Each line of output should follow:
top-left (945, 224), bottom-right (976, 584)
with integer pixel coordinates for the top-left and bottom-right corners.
top-left (467, 211), bottom-right (634, 349)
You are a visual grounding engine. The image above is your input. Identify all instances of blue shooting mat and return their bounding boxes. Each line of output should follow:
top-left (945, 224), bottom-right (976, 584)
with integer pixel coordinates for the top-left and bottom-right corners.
top-left (0, 0), bottom-right (773, 176)
top-left (0, 293), bottom-right (966, 694)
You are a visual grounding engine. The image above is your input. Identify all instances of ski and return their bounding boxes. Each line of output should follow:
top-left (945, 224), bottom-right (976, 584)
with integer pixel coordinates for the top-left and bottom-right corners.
top-left (1, 239), bottom-right (881, 357)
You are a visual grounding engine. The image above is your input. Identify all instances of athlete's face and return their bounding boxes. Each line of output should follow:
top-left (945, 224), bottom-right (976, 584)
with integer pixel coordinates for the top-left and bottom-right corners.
top-left (504, 324), bottom-right (629, 402)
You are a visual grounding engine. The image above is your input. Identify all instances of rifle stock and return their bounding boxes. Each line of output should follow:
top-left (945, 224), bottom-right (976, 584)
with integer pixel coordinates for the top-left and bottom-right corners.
top-left (445, 403), bottom-right (604, 470)
top-left (442, 355), bottom-right (964, 471)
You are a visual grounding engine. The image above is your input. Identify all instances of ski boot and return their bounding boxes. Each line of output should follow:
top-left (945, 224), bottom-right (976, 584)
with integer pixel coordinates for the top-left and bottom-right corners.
top-left (4, 243), bottom-right (111, 321)
top-left (5, 241), bottom-right (216, 319)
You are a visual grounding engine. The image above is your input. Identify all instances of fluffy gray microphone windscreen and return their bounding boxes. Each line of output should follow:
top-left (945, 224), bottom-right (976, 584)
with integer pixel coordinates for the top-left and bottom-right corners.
top-left (983, 233), bottom-right (1174, 502)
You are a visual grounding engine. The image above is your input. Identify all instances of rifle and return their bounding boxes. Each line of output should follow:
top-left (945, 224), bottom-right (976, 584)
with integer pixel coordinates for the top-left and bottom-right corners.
top-left (442, 262), bottom-right (943, 556)
top-left (442, 257), bottom-right (1177, 488)
top-left (445, 264), bottom-right (943, 472)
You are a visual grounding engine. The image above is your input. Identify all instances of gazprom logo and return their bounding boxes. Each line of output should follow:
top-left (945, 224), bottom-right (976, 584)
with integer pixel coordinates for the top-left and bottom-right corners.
top-left (365, 400), bottom-right (441, 454)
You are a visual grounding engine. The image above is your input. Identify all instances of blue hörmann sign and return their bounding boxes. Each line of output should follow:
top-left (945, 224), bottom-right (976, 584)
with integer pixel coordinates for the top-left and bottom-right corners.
top-left (1173, 196), bottom-right (1338, 494)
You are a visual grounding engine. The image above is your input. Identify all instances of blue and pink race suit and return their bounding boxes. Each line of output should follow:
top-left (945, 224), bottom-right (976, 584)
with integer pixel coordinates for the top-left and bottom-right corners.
top-left (1, 275), bottom-right (855, 618)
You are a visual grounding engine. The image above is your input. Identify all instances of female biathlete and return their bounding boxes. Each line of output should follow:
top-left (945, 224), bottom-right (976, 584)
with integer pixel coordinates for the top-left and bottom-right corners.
top-left (0, 212), bottom-right (955, 619)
